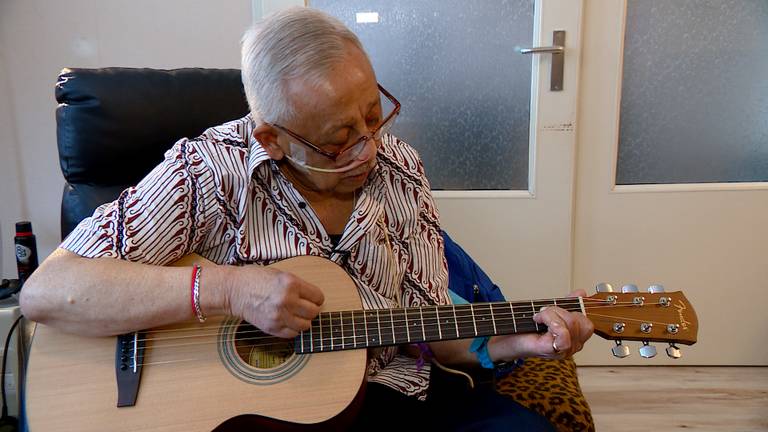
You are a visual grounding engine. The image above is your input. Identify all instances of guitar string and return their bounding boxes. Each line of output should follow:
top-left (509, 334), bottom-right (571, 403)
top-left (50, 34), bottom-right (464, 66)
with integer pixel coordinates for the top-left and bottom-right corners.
top-left (140, 298), bottom-right (634, 337)
top-left (50, 301), bottom-right (665, 360)
top-left (102, 295), bottom-right (636, 339)
top-left (144, 310), bottom-right (675, 351)
top-left (130, 310), bottom-right (682, 368)
top-left (122, 301), bottom-right (640, 343)
top-left (139, 302), bottom-right (638, 342)
top-left (58, 303), bottom-right (681, 366)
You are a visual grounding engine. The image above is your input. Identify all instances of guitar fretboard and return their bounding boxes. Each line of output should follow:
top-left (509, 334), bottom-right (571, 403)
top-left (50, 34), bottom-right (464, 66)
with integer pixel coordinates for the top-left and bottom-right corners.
top-left (294, 298), bottom-right (584, 354)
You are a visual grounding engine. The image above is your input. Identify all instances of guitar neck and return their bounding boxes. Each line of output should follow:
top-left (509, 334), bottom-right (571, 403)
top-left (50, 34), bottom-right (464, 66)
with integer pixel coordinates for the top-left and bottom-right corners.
top-left (294, 297), bottom-right (584, 354)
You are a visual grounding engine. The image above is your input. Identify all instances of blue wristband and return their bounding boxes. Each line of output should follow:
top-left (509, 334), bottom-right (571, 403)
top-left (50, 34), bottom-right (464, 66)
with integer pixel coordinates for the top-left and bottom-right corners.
top-left (469, 336), bottom-right (494, 369)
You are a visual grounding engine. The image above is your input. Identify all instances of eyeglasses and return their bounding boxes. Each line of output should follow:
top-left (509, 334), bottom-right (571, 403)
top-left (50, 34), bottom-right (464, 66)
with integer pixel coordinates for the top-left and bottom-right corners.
top-left (271, 84), bottom-right (401, 173)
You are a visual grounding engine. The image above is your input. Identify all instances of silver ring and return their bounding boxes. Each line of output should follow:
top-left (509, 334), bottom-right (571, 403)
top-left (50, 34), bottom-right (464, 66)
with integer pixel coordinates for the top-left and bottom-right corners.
top-left (552, 340), bottom-right (561, 354)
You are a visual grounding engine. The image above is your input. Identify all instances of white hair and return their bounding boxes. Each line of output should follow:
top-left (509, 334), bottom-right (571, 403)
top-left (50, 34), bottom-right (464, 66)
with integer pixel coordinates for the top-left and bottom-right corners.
top-left (241, 7), bottom-right (369, 125)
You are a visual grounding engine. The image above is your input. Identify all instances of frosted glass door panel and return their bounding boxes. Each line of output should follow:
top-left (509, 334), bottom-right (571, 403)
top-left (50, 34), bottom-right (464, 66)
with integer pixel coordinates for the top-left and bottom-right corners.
top-left (617, 0), bottom-right (768, 185)
top-left (313, 1), bottom-right (535, 190)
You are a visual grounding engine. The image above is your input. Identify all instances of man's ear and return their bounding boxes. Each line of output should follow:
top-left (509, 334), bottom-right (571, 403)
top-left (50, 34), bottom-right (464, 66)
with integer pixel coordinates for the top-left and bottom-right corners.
top-left (252, 123), bottom-right (284, 160)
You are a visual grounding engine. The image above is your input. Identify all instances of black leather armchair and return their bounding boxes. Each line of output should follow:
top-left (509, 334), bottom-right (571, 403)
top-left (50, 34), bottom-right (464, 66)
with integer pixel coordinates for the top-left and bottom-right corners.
top-left (56, 67), bottom-right (249, 239)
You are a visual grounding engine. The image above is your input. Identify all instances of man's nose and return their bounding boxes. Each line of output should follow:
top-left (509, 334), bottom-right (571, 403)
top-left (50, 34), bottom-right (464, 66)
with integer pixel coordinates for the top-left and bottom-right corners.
top-left (355, 137), bottom-right (377, 162)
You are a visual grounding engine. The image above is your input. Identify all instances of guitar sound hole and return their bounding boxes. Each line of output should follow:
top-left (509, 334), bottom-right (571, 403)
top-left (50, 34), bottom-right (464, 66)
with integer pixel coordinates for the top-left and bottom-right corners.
top-left (234, 321), bottom-right (295, 369)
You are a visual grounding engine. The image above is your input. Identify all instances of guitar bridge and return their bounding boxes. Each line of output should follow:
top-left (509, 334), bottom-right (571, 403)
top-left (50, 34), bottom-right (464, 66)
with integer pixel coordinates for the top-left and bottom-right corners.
top-left (115, 331), bottom-right (146, 407)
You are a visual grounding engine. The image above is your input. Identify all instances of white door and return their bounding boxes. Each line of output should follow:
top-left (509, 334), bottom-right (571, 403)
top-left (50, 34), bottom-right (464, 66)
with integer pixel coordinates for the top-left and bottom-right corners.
top-left (435, 0), bottom-right (583, 306)
top-left (312, 1), bottom-right (585, 309)
top-left (574, 0), bottom-right (768, 365)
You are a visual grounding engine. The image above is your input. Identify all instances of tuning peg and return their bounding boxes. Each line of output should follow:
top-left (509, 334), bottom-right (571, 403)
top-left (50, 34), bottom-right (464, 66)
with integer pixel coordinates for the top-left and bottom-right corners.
top-left (639, 341), bottom-right (657, 358)
top-left (648, 284), bottom-right (665, 293)
top-left (621, 284), bottom-right (638, 293)
top-left (596, 283), bottom-right (614, 293)
top-left (611, 340), bottom-right (630, 358)
top-left (666, 344), bottom-right (682, 359)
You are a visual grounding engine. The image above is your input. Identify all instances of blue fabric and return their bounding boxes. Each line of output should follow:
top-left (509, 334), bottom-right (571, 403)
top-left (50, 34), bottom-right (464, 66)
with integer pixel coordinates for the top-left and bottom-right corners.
top-left (442, 231), bottom-right (505, 303)
top-left (443, 231), bottom-right (527, 377)
top-left (351, 382), bottom-right (557, 432)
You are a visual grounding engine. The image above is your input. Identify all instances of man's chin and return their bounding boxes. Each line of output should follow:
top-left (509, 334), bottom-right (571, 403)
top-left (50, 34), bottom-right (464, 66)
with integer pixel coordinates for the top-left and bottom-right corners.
top-left (343, 160), bottom-right (375, 181)
top-left (343, 170), bottom-right (370, 185)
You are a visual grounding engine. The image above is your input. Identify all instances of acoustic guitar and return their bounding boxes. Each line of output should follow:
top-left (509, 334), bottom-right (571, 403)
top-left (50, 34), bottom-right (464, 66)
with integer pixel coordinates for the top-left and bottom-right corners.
top-left (24, 254), bottom-right (698, 431)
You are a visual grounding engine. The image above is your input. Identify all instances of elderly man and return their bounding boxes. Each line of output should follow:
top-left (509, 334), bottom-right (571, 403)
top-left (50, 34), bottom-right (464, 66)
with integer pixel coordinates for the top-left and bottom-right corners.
top-left (21, 6), bottom-right (592, 430)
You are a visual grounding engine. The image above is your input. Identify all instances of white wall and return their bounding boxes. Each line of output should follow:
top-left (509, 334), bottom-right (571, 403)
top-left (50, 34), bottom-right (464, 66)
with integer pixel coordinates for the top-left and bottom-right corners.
top-left (0, 0), bottom-right (259, 278)
top-left (0, 54), bottom-right (27, 279)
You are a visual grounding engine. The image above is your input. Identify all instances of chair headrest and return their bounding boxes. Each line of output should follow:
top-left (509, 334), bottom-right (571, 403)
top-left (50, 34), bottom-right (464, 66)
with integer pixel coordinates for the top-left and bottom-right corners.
top-left (56, 67), bottom-right (249, 186)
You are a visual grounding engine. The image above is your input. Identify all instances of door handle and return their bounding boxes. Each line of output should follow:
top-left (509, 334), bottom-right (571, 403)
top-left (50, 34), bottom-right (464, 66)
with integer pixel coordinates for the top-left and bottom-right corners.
top-left (518, 30), bottom-right (565, 91)
top-left (518, 46), bottom-right (563, 55)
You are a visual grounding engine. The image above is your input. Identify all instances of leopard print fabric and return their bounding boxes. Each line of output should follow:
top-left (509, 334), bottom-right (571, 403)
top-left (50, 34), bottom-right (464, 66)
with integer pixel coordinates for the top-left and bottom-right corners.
top-left (495, 357), bottom-right (595, 432)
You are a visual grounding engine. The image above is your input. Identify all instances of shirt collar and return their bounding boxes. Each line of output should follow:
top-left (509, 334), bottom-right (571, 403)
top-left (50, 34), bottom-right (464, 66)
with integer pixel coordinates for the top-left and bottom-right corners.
top-left (245, 116), bottom-right (273, 179)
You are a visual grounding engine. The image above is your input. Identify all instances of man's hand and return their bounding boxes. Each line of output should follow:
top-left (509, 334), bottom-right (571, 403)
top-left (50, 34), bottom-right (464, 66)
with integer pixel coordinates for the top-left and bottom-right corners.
top-left (488, 289), bottom-right (594, 361)
top-left (225, 266), bottom-right (325, 339)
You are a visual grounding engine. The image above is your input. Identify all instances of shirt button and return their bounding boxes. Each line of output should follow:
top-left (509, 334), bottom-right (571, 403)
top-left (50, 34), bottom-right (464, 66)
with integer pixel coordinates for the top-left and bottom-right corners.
top-left (298, 202), bottom-right (307, 209)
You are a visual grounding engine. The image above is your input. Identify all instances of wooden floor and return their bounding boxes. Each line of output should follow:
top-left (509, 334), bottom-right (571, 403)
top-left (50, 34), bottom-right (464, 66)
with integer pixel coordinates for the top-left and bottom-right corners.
top-left (578, 366), bottom-right (768, 431)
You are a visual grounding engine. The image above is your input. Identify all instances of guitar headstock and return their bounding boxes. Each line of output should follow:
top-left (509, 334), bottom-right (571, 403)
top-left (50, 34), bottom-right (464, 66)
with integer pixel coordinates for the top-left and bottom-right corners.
top-left (584, 283), bottom-right (698, 359)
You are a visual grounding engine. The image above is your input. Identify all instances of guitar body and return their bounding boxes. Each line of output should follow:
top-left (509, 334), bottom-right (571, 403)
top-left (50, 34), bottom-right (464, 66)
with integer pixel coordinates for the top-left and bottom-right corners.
top-left (25, 256), bottom-right (368, 432)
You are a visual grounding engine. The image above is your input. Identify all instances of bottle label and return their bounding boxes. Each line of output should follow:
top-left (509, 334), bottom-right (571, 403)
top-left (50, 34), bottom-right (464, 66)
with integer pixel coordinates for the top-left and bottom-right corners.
top-left (16, 244), bottom-right (32, 265)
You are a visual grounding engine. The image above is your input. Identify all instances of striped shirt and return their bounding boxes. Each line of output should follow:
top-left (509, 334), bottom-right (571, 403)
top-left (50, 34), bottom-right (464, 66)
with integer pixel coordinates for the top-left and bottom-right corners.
top-left (61, 115), bottom-right (450, 400)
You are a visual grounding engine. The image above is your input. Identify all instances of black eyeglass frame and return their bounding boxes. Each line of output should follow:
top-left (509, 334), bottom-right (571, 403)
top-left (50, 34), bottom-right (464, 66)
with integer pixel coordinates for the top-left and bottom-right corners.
top-left (270, 83), bottom-right (401, 161)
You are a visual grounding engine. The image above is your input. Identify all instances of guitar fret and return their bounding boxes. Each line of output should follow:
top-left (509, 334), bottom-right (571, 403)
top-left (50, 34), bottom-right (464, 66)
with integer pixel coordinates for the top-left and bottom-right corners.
top-left (376, 310), bottom-right (383, 346)
top-left (510, 302), bottom-right (517, 333)
top-left (308, 320), bottom-right (313, 353)
top-left (508, 300), bottom-right (538, 334)
top-left (389, 309), bottom-right (402, 344)
top-left (407, 308), bottom-right (424, 343)
top-left (435, 306), bottom-right (442, 339)
top-left (352, 311), bottom-right (357, 348)
top-left (329, 313), bottom-right (335, 350)
top-left (491, 303), bottom-right (516, 334)
top-left (404, 308), bottom-right (411, 343)
top-left (330, 313), bottom-right (335, 351)
top-left (330, 312), bottom-right (336, 350)
top-left (489, 303), bottom-right (497, 334)
top-left (454, 304), bottom-right (474, 338)
top-left (421, 307), bottom-right (440, 342)
top-left (378, 308), bottom-right (394, 346)
top-left (319, 313), bottom-right (324, 351)
top-left (474, 304), bottom-right (495, 336)
top-left (350, 311), bottom-right (356, 348)
top-left (354, 310), bottom-right (366, 349)
top-left (452, 304), bottom-right (459, 338)
top-left (365, 310), bottom-right (379, 345)
top-left (470, 304), bottom-right (478, 336)
top-left (419, 308), bottom-right (426, 340)
top-left (389, 309), bottom-right (396, 343)
top-left (339, 311), bottom-right (344, 349)
top-left (363, 310), bottom-right (369, 347)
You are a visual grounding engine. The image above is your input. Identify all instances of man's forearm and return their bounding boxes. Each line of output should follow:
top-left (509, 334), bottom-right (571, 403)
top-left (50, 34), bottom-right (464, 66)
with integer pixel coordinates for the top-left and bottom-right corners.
top-left (429, 336), bottom-right (522, 369)
top-left (19, 248), bottom-right (230, 336)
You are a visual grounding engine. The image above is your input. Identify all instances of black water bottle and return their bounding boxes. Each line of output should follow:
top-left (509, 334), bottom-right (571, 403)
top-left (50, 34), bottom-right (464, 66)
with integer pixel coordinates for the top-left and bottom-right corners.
top-left (14, 221), bottom-right (39, 286)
